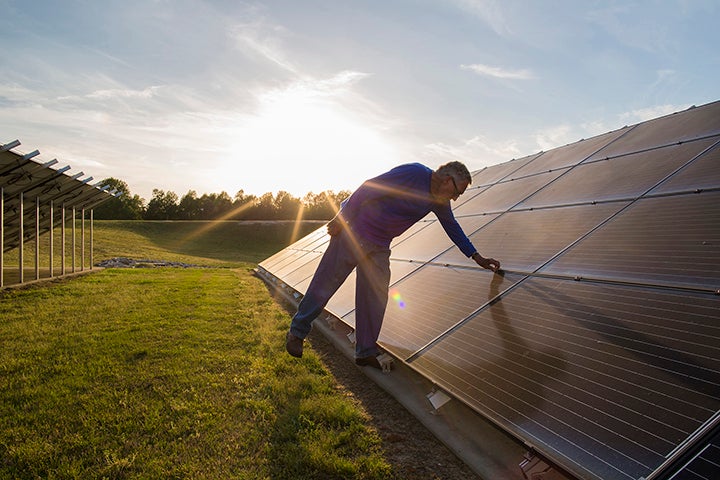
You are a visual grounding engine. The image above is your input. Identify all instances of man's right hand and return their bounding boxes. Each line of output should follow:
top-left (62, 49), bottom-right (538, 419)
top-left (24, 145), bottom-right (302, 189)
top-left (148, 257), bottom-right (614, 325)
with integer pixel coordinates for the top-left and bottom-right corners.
top-left (327, 218), bottom-right (342, 236)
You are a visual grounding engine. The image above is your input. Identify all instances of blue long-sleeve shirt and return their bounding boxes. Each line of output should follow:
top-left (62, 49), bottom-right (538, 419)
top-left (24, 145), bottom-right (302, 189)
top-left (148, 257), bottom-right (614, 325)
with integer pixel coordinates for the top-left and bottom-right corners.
top-left (337, 163), bottom-right (477, 257)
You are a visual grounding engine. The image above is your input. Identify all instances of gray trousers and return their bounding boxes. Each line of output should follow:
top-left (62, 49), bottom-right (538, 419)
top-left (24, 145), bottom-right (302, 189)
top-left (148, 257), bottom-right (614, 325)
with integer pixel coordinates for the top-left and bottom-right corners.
top-left (289, 229), bottom-right (391, 358)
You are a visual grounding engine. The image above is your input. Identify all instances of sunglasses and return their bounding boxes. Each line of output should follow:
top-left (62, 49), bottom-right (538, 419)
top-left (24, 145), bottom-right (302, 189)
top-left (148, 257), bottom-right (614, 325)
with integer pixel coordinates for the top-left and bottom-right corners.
top-left (450, 176), bottom-right (463, 197)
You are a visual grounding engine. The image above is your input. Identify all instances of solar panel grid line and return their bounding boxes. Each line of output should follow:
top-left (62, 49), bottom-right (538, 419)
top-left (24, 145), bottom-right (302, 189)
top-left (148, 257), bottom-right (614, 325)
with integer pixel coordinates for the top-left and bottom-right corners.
top-left (259, 229), bottom-right (330, 272)
top-left (499, 295), bottom-right (720, 409)
top-left (582, 133), bottom-right (720, 164)
top-left (259, 248), bottom-right (309, 274)
top-left (388, 218), bottom-right (435, 249)
top-left (454, 169), bottom-right (568, 217)
top-left (410, 347), bottom-right (649, 480)
top-left (277, 253), bottom-right (323, 288)
top-left (427, 331), bottom-right (676, 468)
top-left (390, 214), bottom-right (500, 264)
top-left (408, 322), bottom-right (704, 478)
top-left (438, 203), bottom-right (632, 279)
top-left (420, 298), bottom-right (693, 444)
top-left (259, 243), bottom-right (324, 275)
top-left (462, 333), bottom-right (696, 450)
top-left (262, 249), bottom-right (323, 280)
top-left (542, 192), bottom-right (720, 291)
top-left (521, 139), bottom-right (719, 210)
top-left (461, 314), bottom-right (715, 424)
top-left (470, 152), bottom-right (543, 188)
top-left (259, 244), bottom-right (318, 272)
top-left (630, 138), bottom-right (720, 198)
top-left (541, 293), bottom-right (720, 374)
top-left (651, 141), bottom-right (720, 196)
top-left (407, 278), bottom-right (511, 360)
top-left (404, 276), bottom-right (717, 470)
top-left (586, 103), bottom-right (720, 162)
top-left (508, 129), bottom-right (632, 180)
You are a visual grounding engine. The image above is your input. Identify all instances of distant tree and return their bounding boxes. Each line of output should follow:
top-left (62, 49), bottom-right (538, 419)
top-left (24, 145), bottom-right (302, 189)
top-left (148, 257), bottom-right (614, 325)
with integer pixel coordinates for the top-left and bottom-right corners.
top-left (303, 190), bottom-right (350, 220)
top-left (252, 192), bottom-right (275, 220)
top-left (198, 191), bottom-right (233, 219)
top-left (90, 178), bottom-right (354, 221)
top-left (178, 190), bottom-right (201, 219)
top-left (232, 190), bottom-right (257, 220)
top-left (274, 191), bottom-right (301, 220)
top-left (92, 177), bottom-right (145, 219)
top-left (144, 189), bottom-right (179, 220)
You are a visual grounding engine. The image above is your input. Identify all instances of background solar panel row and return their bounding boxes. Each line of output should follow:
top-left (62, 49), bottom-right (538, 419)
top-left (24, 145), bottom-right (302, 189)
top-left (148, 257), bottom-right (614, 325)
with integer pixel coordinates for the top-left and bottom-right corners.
top-left (258, 101), bottom-right (720, 480)
top-left (1, 140), bottom-right (117, 252)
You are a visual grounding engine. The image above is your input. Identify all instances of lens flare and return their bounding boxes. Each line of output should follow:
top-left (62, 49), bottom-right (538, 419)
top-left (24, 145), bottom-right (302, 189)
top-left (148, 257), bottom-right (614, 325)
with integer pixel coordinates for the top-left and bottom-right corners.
top-left (390, 289), bottom-right (406, 309)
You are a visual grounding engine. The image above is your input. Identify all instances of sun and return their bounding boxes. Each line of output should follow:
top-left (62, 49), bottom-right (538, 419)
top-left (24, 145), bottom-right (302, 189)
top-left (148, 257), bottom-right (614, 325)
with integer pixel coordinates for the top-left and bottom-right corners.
top-left (212, 81), bottom-right (399, 197)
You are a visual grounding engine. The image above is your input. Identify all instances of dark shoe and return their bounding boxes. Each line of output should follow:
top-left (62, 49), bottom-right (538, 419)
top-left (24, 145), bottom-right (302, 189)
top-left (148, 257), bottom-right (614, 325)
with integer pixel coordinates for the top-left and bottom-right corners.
top-left (355, 355), bottom-right (383, 370)
top-left (286, 332), bottom-right (304, 358)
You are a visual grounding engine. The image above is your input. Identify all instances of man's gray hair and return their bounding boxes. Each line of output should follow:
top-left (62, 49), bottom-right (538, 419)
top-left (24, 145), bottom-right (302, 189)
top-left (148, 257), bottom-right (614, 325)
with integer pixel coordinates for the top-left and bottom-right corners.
top-left (436, 161), bottom-right (472, 184)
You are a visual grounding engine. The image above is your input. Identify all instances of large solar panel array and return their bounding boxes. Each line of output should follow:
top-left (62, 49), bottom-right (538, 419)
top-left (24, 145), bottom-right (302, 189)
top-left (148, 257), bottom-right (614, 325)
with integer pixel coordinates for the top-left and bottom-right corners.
top-left (257, 101), bottom-right (720, 480)
top-left (1, 139), bottom-right (117, 254)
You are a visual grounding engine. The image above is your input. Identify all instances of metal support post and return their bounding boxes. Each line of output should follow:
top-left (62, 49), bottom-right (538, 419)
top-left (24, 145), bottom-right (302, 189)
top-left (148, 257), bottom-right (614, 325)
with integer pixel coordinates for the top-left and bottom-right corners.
top-left (35, 196), bottom-right (40, 280)
top-left (61, 204), bottom-right (66, 275)
top-left (18, 192), bottom-right (23, 284)
top-left (1, 188), bottom-right (3, 288)
top-left (81, 208), bottom-right (85, 271)
top-left (71, 207), bottom-right (76, 273)
top-left (49, 200), bottom-right (54, 278)
top-left (90, 209), bottom-right (94, 270)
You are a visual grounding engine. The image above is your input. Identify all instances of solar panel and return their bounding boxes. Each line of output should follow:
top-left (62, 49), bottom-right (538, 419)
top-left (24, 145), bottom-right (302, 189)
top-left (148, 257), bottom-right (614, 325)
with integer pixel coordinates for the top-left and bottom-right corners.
top-left (411, 279), bottom-right (720, 480)
top-left (436, 202), bottom-right (629, 272)
top-left (651, 142), bottom-right (720, 195)
top-left (1, 141), bottom-right (117, 253)
top-left (257, 100), bottom-right (720, 480)
top-left (542, 191), bottom-right (720, 291)
top-left (520, 138), bottom-right (717, 209)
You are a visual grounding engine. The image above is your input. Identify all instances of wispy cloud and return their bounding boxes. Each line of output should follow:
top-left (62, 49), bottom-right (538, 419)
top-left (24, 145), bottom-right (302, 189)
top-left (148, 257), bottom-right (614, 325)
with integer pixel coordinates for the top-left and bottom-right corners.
top-left (461, 63), bottom-right (535, 80)
top-left (450, 0), bottom-right (511, 36)
top-left (229, 17), bottom-right (297, 74)
top-left (533, 124), bottom-right (574, 152)
top-left (86, 86), bottom-right (160, 100)
top-left (423, 134), bottom-right (524, 169)
top-left (619, 104), bottom-right (690, 124)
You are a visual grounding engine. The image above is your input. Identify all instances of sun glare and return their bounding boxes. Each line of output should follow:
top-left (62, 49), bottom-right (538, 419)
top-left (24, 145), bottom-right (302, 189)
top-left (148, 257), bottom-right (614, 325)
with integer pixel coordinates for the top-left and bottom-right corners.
top-left (215, 83), bottom-right (397, 197)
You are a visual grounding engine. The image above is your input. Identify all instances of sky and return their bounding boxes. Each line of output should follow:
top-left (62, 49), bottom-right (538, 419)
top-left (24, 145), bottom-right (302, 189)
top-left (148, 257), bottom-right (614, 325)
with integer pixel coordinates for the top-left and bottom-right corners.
top-left (0, 0), bottom-right (718, 202)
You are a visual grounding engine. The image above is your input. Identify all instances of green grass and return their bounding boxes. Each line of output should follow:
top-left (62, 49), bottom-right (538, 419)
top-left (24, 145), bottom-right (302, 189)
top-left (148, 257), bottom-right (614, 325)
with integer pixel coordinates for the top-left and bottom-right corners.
top-left (0, 221), bottom-right (396, 479)
top-left (4, 220), bottom-right (323, 269)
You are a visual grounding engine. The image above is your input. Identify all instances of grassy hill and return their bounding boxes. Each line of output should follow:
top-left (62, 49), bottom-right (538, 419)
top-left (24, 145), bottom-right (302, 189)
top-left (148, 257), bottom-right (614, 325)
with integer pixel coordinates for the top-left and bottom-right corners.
top-left (0, 220), bottom-right (402, 479)
top-left (91, 220), bottom-right (324, 266)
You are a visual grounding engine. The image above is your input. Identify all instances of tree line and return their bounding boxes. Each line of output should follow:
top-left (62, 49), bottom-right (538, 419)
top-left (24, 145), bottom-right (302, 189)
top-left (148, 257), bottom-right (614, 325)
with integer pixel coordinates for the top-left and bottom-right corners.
top-left (93, 178), bottom-right (351, 221)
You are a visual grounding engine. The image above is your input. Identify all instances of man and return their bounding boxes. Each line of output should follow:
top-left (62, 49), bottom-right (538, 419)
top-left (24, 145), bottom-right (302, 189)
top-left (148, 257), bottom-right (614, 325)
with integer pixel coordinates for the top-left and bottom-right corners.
top-left (285, 161), bottom-right (501, 369)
